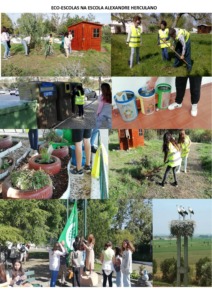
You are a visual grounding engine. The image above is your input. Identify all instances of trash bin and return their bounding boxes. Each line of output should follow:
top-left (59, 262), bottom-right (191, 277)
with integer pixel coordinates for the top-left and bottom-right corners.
top-left (0, 100), bottom-right (38, 128)
top-left (63, 129), bottom-right (74, 144)
top-left (54, 82), bottom-right (72, 121)
top-left (138, 88), bottom-right (155, 115)
top-left (70, 145), bottom-right (86, 166)
top-left (19, 81), bottom-right (58, 128)
top-left (114, 90), bottom-right (138, 122)
top-left (156, 83), bottom-right (171, 109)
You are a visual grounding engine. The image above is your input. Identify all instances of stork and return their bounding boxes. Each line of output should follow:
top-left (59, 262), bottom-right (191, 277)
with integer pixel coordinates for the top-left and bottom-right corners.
top-left (181, 206), bottom-right (188, 220)
top-left (188, 207), bottom-right (194, 219)
top-left (176, 205), bottom-right (184, 220)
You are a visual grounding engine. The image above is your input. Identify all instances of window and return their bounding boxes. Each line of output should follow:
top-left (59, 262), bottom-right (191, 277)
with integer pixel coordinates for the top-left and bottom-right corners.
top-left (138, 129), bottom-right (143, 136)
top-left (93, 28), bottom-right (100, 38)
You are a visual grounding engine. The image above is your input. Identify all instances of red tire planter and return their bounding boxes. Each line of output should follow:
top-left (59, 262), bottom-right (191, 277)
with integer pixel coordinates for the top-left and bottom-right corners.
top-left (28, 155), bottom-right (61, 175)
top-left (2, 177), bottom-right (53, 199)
top-left (0, 135), bottom-right (13, 149)
top-left (52, 146), bottom-right (69, 158)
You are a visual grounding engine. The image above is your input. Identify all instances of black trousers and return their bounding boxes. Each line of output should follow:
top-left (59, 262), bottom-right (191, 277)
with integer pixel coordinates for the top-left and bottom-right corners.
top-left (102, 270), bottom-right (113, 287)
top-left (78, 105), bottom-right (84, 116)
top-left (175, 77), bottom-right (202, 105)
top-left (73, 267), bottom-right (80, 287)
top-left (162, 166), bottom-right (177, 184)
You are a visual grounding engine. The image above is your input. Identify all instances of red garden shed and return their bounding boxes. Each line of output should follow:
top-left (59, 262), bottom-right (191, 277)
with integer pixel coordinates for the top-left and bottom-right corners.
top-left (68, 21), bottom-right (103, 51)
top-left (118, 129), bottom-right (145, 150)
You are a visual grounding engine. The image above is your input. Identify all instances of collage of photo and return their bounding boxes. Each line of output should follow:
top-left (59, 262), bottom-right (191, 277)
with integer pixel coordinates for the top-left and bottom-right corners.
top-left (0, 12), bottom-right (211, 289)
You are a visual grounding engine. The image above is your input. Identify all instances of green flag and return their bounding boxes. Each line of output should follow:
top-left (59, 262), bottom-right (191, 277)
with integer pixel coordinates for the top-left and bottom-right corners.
top-left (59, 201), bottom-right (78, 252)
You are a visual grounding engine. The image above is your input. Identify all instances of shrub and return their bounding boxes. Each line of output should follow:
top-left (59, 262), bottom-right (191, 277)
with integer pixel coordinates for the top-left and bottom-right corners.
top-left (198, 261), bottom-right (212, 287)
top-left (196, 257), bottom-right (211, 280)
top-left (144, 130), bottom-right (158, 140)
top-left (160, 257), bottom-right (177, 283)
top-left (131, 270), bottom-right (140, 280)
top-left (11, 169), bottom-right (51, 190)
top-left (153, 259), bottom-right (158, 274)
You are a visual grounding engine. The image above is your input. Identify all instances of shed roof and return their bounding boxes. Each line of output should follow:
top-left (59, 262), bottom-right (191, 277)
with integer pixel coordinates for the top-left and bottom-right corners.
top-left (68, 21), bottom-right (103, 28)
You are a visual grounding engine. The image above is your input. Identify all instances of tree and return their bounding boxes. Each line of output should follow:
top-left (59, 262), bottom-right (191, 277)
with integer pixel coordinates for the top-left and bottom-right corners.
top-left (0, 225), bottom-right (24, 244)
top-left (1, 13), bottom-right (13, 33)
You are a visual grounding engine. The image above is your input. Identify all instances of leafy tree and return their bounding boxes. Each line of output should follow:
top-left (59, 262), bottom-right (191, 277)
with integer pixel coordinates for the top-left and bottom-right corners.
top-left (196, 257), bottom-right (211, 280)
top-left (198, 261), bottom-right (212, 287)
top-left (102, 25), bottom-right (111, 44)
top-left (0, 225), bottom-right (24, 244)
top-left (1, 13), bottom-right (13, 33)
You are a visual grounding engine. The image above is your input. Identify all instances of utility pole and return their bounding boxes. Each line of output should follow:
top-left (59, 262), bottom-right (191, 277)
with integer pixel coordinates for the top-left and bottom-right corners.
top-left (84, 199), bottom-right (87, 237)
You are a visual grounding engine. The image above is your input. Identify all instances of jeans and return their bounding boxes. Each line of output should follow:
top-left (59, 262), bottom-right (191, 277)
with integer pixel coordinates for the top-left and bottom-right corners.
top-left (129, 47), bottom-right (140, 67)
top-left (102, 270), bottom-right (113, 287)
top-left (173, 39), bottom-right (191, 71)
top-left (22, 40), bottom-right (28, 55)
top-left (161, 47), bottom-right (169, 60)
top-left (2, 41), bottom-right (9, 58)
top-left (50, 270), bottom-right (59, 287)
top-left (28, 129), bottom-right (38, 150)
top-left (123, 272), bottom-right (131, 287)
top-left (162, 166), bottom-right (178, 184)
top-left (96, 104), bottom-right (112, 129)
top-left (175, 77), bottom-right (202, 105)
top-left (116, 271), bottom-right (123, 287)
top-left (73, 267), bottom-right (80, 287)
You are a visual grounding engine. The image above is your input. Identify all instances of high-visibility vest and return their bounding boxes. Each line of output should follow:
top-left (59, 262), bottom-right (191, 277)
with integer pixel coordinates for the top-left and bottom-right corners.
top-left (158, 28), bottom-right (170, 48)
top-left (75, 91), bottom-right (85, 105)
top-left (167, 142), bottom-right (182, 167)
top-left (129, 26), bottom-right (141, 48)
top-left (176, 29), bottom-right (190, 43)
top-left (180, 135), bottom-right (191, 158)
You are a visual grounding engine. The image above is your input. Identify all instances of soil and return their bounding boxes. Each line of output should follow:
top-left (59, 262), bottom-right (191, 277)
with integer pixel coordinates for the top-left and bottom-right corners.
top-left (143, 143), bottom-right (212, 199)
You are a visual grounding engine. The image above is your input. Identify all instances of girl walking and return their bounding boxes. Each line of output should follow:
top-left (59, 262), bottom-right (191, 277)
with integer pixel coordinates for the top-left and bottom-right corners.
top-left (177, 130), bottom-right (191, 173)
top-left (160, 132), bottom-right (182, 188)
top-left (114, 246), bottom-right (123, 287)
top-left (121, 239), bottom-right (135, 287)
top-left (74, 85), bottom-right (85, 119)
top-left (96, 83), bottom-right (112, 129)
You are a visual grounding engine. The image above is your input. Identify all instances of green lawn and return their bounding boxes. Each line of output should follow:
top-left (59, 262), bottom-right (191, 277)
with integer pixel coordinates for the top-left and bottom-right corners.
top-left (111, 33), bottom-right (212, 76)
top-left (1, 42), bottom-right (111, 76)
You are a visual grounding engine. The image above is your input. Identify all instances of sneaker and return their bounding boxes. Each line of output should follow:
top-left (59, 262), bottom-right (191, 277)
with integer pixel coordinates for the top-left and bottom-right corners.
top-left (191, 104), bottom-right (198, 117)
top-left (84, 165), bottom-right (91, 173)
top-left (70, 168), bottom-right (84, 176)
top-left (176, 170), bottom-right (181, 174)
top-left (159, 183), bottom-right (165, 188)
top-left (171, 181), bottom-right (178, 187)
top-left (184, 170), bottom-right (187, 173)
top-left (168, 102), bottom-right (182, 110)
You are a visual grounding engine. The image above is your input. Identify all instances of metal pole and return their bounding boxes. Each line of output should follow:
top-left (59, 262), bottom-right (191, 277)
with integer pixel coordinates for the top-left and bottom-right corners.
top-left (66, 199), bottom-right (69, 221)
top-left (184, 236), bottom-right (189, 286)
top-left (84, 199), bottom-right (87, 238)
top-left (177, 235), bottom-right (181, 286)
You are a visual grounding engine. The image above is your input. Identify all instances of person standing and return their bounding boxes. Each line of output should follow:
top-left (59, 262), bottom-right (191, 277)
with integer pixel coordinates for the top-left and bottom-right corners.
top-left (49, 242), bottom-right (66, 287)
top-left (114, 246), bottom-right (123, 287)
top-left (126, 15), bottom-right (142, 68)
top-left (1, 26), bottom-right (10, 60)
top-left (96, 83), bottom-right (112, 129)
top-left (68, 31), bottom-right (73, 54)
top-left (21, 35), bottom-right (31, 56)
top-left (100, 241), bottom-right (115, 287)
top-left (70, 241), bottom-right (82, 287)
top-left (74, 85), bottom-right (85, 119)
top-left (64, 32), bottom-right (70, 58)
top-left (177, 129), bottom-right (191, 174)
top-left (158, 20), bottom-right (170, 61)
top-left (58, 241), bottom-right (68, 286)
top-left (121, 239), bottom-right (135, 287)
top-left (83, 234), bottom-right (95, 275)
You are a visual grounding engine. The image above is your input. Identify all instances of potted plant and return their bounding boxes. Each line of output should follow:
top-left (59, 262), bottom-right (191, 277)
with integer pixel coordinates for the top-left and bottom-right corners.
top-left (0, 156), bottom-right (15, 180)
top-left (0, 135), bottom-right (13, 150)
top-left (28, 147), bottom-right (61, 175)
top-left (2, 169), bottom-right (53, 199)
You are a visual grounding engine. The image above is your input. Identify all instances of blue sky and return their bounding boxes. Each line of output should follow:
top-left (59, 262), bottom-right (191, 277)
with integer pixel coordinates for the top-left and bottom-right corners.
top-left (153, 199), bottom-right (212, 236)
top-left (7, 13), bottom-right (111, 25)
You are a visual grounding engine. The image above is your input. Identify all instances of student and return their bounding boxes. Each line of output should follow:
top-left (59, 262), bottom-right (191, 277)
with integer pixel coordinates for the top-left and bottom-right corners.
top-left (100, 241), bottom-right (115, 287)
top-left (68, 31), bottom-right (73, 54)
top-left (96, 83), bottom-right (112, 129)
top-left (0, 260), bottom-right (11, 287)
top-left (177, 129), bottom-right (191, 174)
top-left (10, 260), bottom-right (26, 287)
top-left (49, 242), bottom-right (66, 287)
top-left (146, 77), bottom-right (202, 117)
top-left (160, 132), bottom-right (182, 188)
top-left (74, 85), bottom-right (85, 119)
top-left (158, 20), bottom-right (170, 61)
top-left (58, 241), bottom-right (68, 286)
top-left (126, 15), bottom-right (142, 68)
top-left (71, 129), bottom-right (92, 176)
top-left (1, 26), bottom-right (10, 60)
top-left (48, 33), bottom-right (53, 54)
top-left (70, 241), bottom-right (82, 287)
top-left (121, 239), bottom-right (135, 287)
top-left (64, 32), bottom-right (70, 58)
top-left (22, 35), bottom-right (31, 56)
top-left (114, 246), bottom-right (123, 287)
top-left (169, 27), bottom-right (192, 72)
top-left (83, 234), bottom-right (95, 275)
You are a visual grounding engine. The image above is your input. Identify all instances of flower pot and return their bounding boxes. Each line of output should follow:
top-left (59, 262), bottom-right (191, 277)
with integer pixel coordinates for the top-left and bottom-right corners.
top-left (2, 177), bottom-right (53, 199)
top-left (0, 135), bottom-right (13, 149)
top-left (28, 155), bottom-right (61, 175)
top-left (39, 143), bottom-right (69, 159)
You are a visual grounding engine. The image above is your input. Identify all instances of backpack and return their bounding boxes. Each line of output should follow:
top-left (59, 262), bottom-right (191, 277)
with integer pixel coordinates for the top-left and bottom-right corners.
top-left (19, 245), bottom-right (26, 253)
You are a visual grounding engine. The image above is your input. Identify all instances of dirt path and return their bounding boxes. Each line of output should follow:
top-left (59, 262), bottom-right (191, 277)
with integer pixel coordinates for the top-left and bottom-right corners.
top-left (144, 143), bottom-right (211, 199)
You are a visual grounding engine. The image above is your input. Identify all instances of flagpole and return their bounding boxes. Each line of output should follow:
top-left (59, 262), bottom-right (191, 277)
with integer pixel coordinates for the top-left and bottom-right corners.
top-left (84, 199), bottom-right (87, 238)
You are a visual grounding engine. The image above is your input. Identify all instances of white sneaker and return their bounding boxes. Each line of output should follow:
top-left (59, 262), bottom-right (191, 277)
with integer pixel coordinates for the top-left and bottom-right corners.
top-left (168, 102), bottom-right (182, 110)
top-left (184, 170), bottom-right (187, 173)
top-left (191, 104), bottom-right (198, 117)
top-left (176, 170), bottom-right (181, 174)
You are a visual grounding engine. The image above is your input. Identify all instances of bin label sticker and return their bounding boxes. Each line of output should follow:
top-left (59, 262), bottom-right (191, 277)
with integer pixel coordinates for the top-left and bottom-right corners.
top-left (43, 91), bottom-right (53, 97)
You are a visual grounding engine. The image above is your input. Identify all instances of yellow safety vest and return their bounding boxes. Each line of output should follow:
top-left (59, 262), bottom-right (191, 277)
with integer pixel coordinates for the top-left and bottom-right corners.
top-left (180, 135), bottom-right (191, 158)
top-left (167, 142), bottom-right (182, 167)
top-left (158, 28), bottom-right (170, 48)
top-left (129, 26), bottom-right (141, 48)
top-left (75, 91), bottom-right (85, 105)
top-left (176, 29), bottom-right (190, 42)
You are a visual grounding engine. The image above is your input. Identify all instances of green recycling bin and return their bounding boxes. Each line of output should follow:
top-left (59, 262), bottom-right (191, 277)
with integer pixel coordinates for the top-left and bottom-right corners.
top-left (156, 83), bottom-right (171, 110)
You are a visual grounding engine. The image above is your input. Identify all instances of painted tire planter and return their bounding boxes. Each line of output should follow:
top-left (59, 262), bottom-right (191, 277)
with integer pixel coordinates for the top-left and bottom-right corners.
top-left (0, 135), bottom-right (13, 149)
top-left (28, 155), bottom-right (61, 175)
top-left (2, 177), bottom-right (53, 199)
top-left (39, 143), bottom-right (69, 159)
top-left (0, 156), bottom-right (15, 180)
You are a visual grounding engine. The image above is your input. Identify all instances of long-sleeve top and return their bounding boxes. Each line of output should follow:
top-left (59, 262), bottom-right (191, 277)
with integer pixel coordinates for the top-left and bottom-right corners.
top-left (121, 249), bottom-right (132, 274)
top-left (64, 36), bottom-right (70, 49)
top-left (1, 32), bottom-right (9, 42)
top-left (49, 245), bottom-right (66, 271)
top-left (173, 28), bottom-right (186, 56)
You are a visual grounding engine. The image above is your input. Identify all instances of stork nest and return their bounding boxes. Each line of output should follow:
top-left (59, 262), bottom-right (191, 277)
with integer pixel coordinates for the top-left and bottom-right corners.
top-left (170, 220), bottom-right (196, 237)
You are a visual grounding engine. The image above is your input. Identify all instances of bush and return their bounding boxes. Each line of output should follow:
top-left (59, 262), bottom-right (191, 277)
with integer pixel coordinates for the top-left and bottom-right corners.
top-left (196, 257), bottom-right (211, 280)
top-left (144, 130), bottom-right (158, 140)
top-left (153, 259), bottom-right (158, 274)
top-left (188, 130), bottom-right (212, 143)
top-left (160, 257), bottom-right (177, 283)
top-left (198, 261), bottom-right (212, 287)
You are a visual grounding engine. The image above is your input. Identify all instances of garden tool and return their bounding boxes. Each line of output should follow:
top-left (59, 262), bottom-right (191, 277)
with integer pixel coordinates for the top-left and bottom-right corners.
top-left (144, 163), bottom-right (166, 178)
top-left (160, 39), bottom-right (191, 67)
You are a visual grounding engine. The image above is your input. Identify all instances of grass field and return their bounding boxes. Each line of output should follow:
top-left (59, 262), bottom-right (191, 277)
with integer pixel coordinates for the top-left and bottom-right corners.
top-left (1, 42), bottom-right (111, 76)
top-left (109, 131), bottom-right (212, 199)
top-left (111, 33), bottom-right (212, 76)
top-left (153, 238), bottom-right (211, 281)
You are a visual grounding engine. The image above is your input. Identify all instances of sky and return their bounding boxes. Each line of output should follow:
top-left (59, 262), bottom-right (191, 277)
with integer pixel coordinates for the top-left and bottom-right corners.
top-left (7, 13), bottom-right (111, 25)
top-left (153, 199), bottom-right (212, 236)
